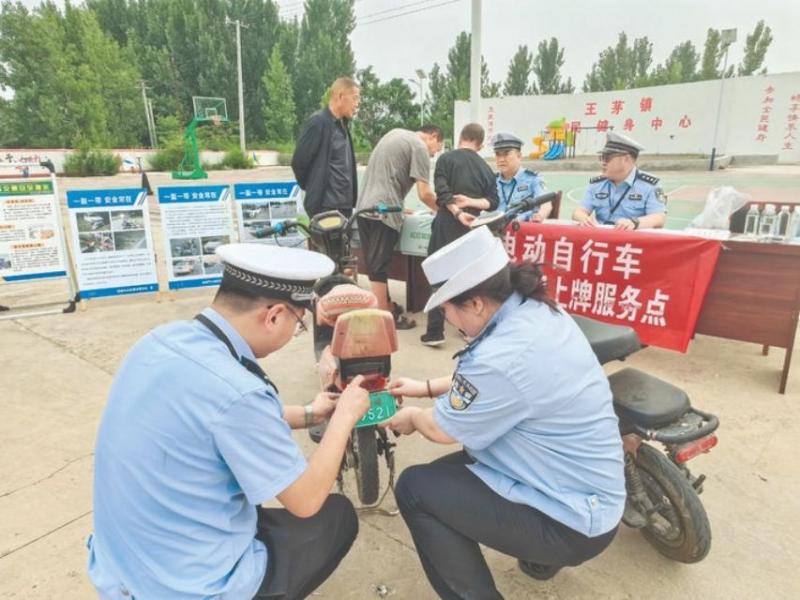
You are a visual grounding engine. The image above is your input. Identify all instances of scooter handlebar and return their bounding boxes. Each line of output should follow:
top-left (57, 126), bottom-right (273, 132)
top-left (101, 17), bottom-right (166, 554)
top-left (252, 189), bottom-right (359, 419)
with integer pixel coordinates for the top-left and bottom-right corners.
top-left (261, 219), bottom-right (310, 237)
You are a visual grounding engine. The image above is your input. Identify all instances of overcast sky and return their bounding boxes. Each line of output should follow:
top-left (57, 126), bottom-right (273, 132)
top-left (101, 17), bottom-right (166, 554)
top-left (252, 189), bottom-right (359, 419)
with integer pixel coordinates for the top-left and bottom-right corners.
top-left (15, 0), bottom-right (800, 90)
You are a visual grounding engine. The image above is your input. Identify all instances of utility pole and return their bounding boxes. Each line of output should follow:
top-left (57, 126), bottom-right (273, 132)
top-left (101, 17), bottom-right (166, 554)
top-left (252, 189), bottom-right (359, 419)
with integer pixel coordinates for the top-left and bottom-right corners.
top-left (140, 81), bottom-right (156, 149)
top-left (709, 28), bottom-right (737, 171)
top-left (469, 0), bottom-right (482, 124)
top-left (226, 16), bottom-right (248, 153)
top-left (408, 69), bottom-right (427, 127)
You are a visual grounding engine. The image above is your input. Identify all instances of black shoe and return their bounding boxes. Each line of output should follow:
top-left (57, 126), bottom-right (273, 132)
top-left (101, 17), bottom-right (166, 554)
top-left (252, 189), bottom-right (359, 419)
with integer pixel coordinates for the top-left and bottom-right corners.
top-left (420, 332), bottom-right (445, 347)
top-left (395, 315), bottom-right (417, 330)
top-left (518, 559), bottom-right (562, 581)
top-left (391, 301), bottom-right (405, 319)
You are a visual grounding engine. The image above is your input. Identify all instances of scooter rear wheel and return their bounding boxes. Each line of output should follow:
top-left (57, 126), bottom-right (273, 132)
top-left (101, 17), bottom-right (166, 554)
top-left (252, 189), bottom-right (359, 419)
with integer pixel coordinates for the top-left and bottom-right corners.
top-left (353, 426), bottom-right (380, 505)
top-left (635, 444), bottom-right (712, 563)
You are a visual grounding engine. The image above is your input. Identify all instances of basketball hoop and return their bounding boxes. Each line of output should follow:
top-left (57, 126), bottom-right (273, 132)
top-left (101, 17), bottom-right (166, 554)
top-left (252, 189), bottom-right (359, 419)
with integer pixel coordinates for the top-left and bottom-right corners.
top-left (210, 115), bottom-right (222, 127)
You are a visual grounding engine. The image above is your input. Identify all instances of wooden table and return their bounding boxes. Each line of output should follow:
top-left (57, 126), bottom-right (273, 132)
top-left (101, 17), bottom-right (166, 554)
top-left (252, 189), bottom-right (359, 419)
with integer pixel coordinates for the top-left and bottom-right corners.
top-left (695, 239), bottom-right (800, 394)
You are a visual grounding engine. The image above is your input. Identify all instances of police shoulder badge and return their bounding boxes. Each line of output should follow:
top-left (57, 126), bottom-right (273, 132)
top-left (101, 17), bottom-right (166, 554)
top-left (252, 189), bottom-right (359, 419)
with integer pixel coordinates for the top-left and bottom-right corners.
top-left (449, 373), bottom-right (479, 411)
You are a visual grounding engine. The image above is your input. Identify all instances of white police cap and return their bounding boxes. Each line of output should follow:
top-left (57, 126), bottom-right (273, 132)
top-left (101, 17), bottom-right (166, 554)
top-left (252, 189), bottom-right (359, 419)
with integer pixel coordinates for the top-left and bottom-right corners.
top-left (422, 226), bottom-right (509, 312)
top-left (599, 131), bottom-right (645, 157)
top-left (491, 132), bottom-right (524, 151)
top-left (215, 243), bottom-right (334, 308)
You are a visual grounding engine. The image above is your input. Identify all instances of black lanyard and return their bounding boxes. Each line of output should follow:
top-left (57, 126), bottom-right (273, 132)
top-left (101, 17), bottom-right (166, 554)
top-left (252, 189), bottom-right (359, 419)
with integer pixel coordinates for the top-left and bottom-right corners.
top-left (500, 179), bottom-right (517, 206)
top-left (605, 181), bottom-right (633, 224)
top-left (194, 313), bottom-right (279, 394)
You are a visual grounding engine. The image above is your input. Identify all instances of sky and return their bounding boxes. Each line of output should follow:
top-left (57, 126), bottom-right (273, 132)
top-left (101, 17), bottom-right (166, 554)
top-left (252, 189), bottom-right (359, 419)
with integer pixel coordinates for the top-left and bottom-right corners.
top-left (13, 0), bottom-right (800, 91)
top-left (279, 0), bottom-right (800, 90)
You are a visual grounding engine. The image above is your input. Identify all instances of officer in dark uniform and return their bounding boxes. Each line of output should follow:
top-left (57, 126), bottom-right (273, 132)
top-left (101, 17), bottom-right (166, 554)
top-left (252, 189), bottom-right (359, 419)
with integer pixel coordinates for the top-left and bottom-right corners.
top-left (491, 132), bottom-right (551, 221)
top-left (573, 132), bottom-right (666, 229)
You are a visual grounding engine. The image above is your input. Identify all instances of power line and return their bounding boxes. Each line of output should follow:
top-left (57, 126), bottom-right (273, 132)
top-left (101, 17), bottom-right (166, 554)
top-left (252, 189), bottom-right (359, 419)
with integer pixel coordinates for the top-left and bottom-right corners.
top-left (357, 0), bottom-right (461, 27)
top-left (356, 0), bottom-right (441, 22)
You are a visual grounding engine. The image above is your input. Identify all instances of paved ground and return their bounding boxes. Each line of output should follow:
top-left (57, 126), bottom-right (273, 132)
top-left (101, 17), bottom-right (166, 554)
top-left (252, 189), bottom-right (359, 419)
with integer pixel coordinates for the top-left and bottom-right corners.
top-left (2, 165), bottom-right (800, 599)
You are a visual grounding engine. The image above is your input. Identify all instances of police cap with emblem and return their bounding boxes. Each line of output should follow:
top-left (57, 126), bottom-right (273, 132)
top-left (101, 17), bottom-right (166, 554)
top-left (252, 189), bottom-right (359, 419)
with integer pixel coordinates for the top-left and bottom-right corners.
top-left (422, 226), bottom-right (509, 312)
top-left (598, 131), bottom-right (645, 158)
top-left (491, 132), bottom-right (524, 151)
top-left (215, 243), bottom-right (334, 309)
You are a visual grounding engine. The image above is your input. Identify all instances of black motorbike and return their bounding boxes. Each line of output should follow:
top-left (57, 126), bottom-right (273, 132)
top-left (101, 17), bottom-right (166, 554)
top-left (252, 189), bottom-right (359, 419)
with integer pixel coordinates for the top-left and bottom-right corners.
top-left (481, 193), bottom-right (720, 563)
top-left (259, 205), bottom-right (403, 507)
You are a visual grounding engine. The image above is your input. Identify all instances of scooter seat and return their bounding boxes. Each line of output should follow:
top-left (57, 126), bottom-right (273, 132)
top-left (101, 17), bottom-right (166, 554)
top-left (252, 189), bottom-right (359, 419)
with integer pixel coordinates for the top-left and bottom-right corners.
top-left (331, 308), bottom-right (398, 359)
top-left (317, 284), bottom-right (378, 325)
top-left (609, 368), bottom-right (690, 428)
top-left (572, 315), bottom-right (641, 365)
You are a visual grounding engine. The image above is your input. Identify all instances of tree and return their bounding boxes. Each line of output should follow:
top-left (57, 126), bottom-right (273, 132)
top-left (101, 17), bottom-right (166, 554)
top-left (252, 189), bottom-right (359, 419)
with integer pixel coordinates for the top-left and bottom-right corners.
top-left (582, 32), bottom-right (654, 91)
top-left (532, 38), bottom-right (573, 94)
top-left (294, 0), bottom-right (355, 124)
top-left (262, 46), bottom-right (296, 145)
top-left (351, 67), bottom-right (416, 149)
top-left (738, 20), bottom-right (772, 75)
top-left (503, 45), bottom-right (532, 96)
top-left (698, 28), bottom-right (734, 80)
top-left (650, 41), bottom-right (699, 85)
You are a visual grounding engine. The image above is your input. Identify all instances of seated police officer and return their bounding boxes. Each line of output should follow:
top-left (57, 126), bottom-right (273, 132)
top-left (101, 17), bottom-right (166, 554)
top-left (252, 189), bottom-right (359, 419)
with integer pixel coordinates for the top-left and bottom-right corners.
top-left (572, 132), bottom-right (666, 230)
top-left (87, 243), bottom-right (370, 599)
top-left (383, 227), bottom-right (625, 598)
top-left (492, 132), bottom-right (551, 221)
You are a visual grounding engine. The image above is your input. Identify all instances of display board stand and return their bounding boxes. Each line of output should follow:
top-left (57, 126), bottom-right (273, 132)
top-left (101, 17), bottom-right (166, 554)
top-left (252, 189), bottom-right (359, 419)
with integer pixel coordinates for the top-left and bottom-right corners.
top-left (0, 163), bottom-right (78, 320)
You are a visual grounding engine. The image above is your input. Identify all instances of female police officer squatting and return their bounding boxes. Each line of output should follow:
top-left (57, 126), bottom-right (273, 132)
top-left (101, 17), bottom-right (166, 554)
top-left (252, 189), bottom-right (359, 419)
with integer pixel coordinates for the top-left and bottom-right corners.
top-left (383, 226), bottom-right (625, 599)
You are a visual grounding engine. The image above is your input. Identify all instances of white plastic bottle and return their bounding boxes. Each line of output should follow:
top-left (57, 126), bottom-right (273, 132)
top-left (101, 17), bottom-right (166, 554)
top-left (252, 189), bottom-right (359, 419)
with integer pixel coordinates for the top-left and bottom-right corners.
top-left (776, 205), bottom-right (792, 239)
top-left (786, 206), bottom-right (800, 242)
top-left (743, 205), bottom-right (760, 236)
top-left (758, 204), bottom-right (777, 239)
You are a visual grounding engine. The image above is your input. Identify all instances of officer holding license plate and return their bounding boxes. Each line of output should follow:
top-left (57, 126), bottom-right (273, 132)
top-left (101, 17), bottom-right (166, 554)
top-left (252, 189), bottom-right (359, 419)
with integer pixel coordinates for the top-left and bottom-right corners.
top-left (384, 226), bottom-right (625, 598)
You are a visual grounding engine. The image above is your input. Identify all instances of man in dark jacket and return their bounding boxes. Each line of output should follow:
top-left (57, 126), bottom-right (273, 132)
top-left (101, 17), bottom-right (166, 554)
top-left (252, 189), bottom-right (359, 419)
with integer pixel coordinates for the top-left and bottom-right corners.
top-left (421, 123), bottom-right (499, 346)
top-left (292, 78), bottom-right (360, 218)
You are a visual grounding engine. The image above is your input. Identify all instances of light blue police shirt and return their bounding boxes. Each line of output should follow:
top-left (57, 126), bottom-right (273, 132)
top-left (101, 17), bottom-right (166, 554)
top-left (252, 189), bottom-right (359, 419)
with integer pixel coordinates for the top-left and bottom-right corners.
top-left (87, 307), bottom-right (306, 599)
top-left (433, 293), bottom-right (625, 537)
top-left (496, 168), bottom-right (546, 221)
top-left (580, 167), bottom-right (666, 224)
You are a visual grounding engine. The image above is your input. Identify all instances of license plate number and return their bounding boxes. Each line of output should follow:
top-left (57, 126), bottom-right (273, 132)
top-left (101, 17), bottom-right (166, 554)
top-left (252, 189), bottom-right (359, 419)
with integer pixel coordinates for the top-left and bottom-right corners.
top-left (355, 390), bottom-right (397, 428)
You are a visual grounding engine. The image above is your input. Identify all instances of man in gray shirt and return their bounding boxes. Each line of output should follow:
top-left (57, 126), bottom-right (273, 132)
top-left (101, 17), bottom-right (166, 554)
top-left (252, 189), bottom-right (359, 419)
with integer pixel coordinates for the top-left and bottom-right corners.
top-left (356, 125), bottom-right (443, 328)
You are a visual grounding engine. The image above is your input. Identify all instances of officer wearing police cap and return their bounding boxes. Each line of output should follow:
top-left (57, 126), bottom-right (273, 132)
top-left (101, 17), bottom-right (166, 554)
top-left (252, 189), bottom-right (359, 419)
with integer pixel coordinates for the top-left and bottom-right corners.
top-left (573, 131), bottom-right (666, 230)
top-left (384, 226), bottom-right (624, 596)
top-left (88, 243), bottom-right (369, 599)
top-left (492, 132), bottom-right (551, 221)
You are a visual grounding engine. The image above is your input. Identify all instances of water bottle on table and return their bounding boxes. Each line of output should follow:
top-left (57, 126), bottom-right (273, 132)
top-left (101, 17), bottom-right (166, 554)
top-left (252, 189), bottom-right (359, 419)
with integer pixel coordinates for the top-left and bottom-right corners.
top-left (743, 205), bottom-right (760, 236)
top-left (758, 204), bottom-right (777, 240)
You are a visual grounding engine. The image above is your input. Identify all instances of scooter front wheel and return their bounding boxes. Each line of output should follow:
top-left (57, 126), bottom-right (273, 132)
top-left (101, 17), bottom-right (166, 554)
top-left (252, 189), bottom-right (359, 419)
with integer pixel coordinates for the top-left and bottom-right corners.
top-left (352, 426), bottom-right (380, 505)
top-left (634, 444), bottom-right (712, 563)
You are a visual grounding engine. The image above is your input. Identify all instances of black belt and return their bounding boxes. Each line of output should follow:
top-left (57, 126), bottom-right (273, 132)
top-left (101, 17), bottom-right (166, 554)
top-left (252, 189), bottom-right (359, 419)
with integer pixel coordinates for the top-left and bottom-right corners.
top-left (194, 313), bottom-right (279, 394)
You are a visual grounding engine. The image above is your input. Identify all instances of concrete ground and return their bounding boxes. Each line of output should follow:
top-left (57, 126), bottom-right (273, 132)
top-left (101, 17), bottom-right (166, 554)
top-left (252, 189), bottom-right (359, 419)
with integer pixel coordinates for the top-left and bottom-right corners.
top-left (2, 165), bottom-right (800, 599)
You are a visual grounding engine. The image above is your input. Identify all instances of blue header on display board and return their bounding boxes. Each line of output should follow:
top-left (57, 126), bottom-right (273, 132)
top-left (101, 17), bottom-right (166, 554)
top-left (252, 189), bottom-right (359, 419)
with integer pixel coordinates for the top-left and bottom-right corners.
top-left (157, 185), bottom-right (229, 204)
top-left (233, 182), bottom-right (296, 201)
top-left (67, 188), bottom-right (146, 208)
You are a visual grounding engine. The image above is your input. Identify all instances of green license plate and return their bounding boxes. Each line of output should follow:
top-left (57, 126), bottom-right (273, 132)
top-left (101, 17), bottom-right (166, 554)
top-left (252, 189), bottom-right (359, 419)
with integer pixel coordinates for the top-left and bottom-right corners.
top-left (355, 390), bottom-right (397, 428)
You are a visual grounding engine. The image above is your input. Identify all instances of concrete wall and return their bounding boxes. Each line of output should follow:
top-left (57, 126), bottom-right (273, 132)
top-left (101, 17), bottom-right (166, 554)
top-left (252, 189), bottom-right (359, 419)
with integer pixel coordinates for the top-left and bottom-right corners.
top-left (455, 71), bottom-right (800, 163)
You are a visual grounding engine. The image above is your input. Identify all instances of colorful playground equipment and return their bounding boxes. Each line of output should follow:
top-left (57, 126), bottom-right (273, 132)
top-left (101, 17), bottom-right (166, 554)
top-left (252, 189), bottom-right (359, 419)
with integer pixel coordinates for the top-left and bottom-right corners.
top-left (528, 118), bottom-right (576, 161)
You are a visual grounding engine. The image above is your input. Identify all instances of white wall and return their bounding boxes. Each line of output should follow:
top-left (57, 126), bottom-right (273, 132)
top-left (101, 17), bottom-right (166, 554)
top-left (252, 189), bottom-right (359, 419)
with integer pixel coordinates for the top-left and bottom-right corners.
top-left (455, 72), bottom-right (800, 163)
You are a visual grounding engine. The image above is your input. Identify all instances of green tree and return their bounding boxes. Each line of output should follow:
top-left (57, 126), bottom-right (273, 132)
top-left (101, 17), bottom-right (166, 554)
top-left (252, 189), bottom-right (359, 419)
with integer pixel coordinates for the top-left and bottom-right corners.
top-left (582, 32), bottom-right (653, 91)
top-left (738, 20), bottom-right (772, 75)
top-left (352, 66), bottom-right (417, 148)
top-left (649, 40), bottom-right (699, 85)
top-left (262, 46), bottom-right (296, 145)
top-left (504, 45), bottom-right (532, 96)
top-left (532, 38), bottom-right (574, 94)
top-left (294, 0), bottom-right (356, 124)
top-left (698, 28), bottom-right (734, 80)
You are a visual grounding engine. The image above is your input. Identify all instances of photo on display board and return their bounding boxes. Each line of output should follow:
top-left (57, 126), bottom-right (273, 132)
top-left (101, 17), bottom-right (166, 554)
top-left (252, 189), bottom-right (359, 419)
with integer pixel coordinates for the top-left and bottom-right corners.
top-left (172, 256), bottom-right (202, 277)
top-left (77, 211), bottom-right (111, 233)
top-left (241, 203), bottom-right (268, 220)
top-left (170, 237), bottom-right (201, 257)
top-left (0, 254), bottom-right (11, 270)
top-left (79, 231), bottom-right (114, 253)
top-left (113, 229), bottom-right (147, 251)
top-left (202, 254), bottom-right (224, 275)
top-left (268, 201), bottom-right (297, 220)
top-left (28, 225), bottom-right (55, 240)
top-left (242, 220), bottom-right (272, 241)
top-left (201, 235), bottom-right (230, 256)
top-left (111, 210), bottom-right (145, 232)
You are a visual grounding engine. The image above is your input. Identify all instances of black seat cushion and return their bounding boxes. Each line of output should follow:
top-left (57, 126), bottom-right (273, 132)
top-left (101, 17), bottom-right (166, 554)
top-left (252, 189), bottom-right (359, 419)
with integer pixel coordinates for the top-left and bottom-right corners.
top-left (572, 315), bottom-right (641, 365)
top-left (609, 368), bottom-right (690, 428)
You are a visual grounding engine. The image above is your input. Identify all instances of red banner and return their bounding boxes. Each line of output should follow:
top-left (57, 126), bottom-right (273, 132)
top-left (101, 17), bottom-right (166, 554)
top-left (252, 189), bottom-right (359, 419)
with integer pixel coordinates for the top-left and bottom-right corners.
top-left (508, 223), bottom-right (722, 352)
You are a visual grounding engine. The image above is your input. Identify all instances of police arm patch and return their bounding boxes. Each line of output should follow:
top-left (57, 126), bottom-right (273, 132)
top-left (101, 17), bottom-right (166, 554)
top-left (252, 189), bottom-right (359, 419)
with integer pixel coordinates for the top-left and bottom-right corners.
top-left (449, 373), bottom-right (479, 411)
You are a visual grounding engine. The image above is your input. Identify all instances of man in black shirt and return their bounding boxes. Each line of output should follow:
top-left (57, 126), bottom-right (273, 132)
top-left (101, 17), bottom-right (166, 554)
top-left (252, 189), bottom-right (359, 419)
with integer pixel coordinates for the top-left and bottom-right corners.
top-left (292, 78), bottom-right (360, 218)
top-left (421, 123), bottom-right (499, 346)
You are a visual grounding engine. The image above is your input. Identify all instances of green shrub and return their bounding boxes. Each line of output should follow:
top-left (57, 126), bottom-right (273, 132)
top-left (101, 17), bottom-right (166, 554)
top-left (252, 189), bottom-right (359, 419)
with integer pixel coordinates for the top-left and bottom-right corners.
top-left (220, 147), bottom-right (254, 170)
top-left (148, 138), bottom-right (185, 172)
top-left (63, 148), bottom-right (121, 176)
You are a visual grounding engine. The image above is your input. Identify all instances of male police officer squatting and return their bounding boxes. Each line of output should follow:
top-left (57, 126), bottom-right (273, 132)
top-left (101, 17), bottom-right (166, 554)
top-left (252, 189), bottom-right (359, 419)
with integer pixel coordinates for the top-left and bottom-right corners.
top-left (87, 243), bottom-right (370, 599)
top-left (383, 227), bottom-right (625, 599)
top-left (492, 132), bottom-right (551, 221)
top-left (572, 132), bottom-right (666, 230)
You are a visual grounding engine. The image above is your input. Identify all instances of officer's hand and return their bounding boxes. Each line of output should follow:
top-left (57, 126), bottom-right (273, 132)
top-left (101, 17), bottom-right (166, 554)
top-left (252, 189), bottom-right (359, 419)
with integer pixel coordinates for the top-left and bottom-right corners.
top-left (389, 377), bottom-right (427, 401)
top-left (310, 391), bottom-right (339, 423)
top-left (335, 375), bottom-right (370, 423)
top-left (380, 406), bottom-right (420, 436)
top-left (576, 212), bottom-right (597, 227)
top-left (530, 213), bottom-right (544, 223)
top-left (614, 218), bottom-right (636, 230)
top-left (457, 211), bottom-right (476, 227)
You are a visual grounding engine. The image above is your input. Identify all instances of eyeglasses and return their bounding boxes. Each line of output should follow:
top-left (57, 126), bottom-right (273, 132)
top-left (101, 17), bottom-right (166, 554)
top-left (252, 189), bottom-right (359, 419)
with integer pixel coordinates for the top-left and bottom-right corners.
top-left (599, 152), bottom-right (626, 164)
top-left (269, 303), bottom-right (308, 337)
